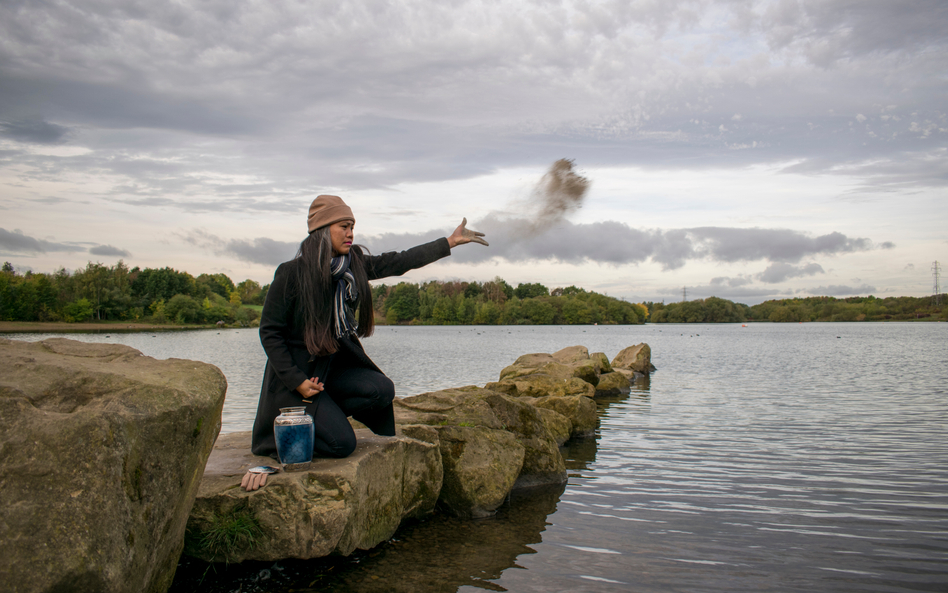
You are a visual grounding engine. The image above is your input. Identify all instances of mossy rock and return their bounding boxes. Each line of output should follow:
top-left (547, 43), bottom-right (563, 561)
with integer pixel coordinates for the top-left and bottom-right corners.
top-left (532, 395), bottom-right (598, 438)
top-left (435, 426), bottom-right (525, 518)
top-left (187, 430), bottom-right (442, 563)
top-left (595, 371), bottom-right (631, 397)
top-left (486, 374), bottom-right (595, 399)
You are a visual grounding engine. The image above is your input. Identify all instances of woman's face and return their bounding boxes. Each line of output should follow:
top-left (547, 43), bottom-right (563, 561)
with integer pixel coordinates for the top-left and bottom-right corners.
top-left (329, 220), bottom-right (354, 256)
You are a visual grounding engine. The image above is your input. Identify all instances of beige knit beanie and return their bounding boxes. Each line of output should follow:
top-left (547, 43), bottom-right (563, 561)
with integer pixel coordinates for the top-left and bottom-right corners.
top-left (307, 195), bottom-right (354, 233)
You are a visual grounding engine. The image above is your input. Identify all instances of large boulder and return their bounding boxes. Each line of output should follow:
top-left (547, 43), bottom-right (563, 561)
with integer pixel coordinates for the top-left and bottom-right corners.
top-left (551, 345), bottom-right (590, 364)
top-left (500, 356), bottom-right (598, 386)
top-left (594, 371), bottom-right (632, 397)
top-left (611, 343), bottom-right (656, 376)
top-left (394, 386), bottom-right (566, 510)
top-left (185, 430), bottom-right (442, 563)
top-left (0, 338), bottom-right (226, 593)
top-left (475, 391), bottom-right (567, 489)
top-left (491, 345), bottom-right (607, 397)
top-left (432, 426), bottom-right (524, 518)
top-left (486, 374), bottom-right (595, 399)
top-left (590, 352), bottom-right (613, 374)
top-left (529, 395), bottom-right (598, 438)
top-left (534, 407), bottom-right (572, 446)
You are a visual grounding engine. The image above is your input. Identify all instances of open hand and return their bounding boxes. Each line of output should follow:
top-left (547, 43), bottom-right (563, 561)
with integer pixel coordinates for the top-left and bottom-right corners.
top-left (447, 217), bottom-right (488, 248)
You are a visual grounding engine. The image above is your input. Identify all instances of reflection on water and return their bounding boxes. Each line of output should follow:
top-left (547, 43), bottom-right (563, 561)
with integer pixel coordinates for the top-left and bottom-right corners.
top-left (172, 483), bottom-right (568, 593)
top-left (5, 323), bottom-right (948, 592)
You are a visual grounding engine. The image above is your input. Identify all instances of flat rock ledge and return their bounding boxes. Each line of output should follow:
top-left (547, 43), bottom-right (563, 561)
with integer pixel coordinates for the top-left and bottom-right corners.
top-left (188, 343), bottom-right (652, 564)
top-left (0, 338), bottom-right (226, 593)
top-left (185, 430), bottom-right (442, 564)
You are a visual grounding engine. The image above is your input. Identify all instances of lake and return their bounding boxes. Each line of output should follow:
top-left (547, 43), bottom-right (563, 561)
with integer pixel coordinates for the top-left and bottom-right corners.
top-left (4, 323), bottom-right (947, 592)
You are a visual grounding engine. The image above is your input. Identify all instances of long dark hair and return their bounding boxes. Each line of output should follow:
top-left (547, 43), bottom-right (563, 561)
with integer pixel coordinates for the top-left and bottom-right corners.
top-left (295, 227), bottom-right (374, 355)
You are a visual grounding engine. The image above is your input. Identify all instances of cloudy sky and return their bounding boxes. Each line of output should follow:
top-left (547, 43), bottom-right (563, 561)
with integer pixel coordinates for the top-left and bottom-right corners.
top-left (1, 0), bottom-right (945, 305)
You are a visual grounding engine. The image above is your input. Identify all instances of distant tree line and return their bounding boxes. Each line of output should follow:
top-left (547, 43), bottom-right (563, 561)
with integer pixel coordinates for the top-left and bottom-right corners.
top-left (1, 263), bottom-right (647, 326)
top-left (748, 295), bottom-right (947, 322)
top-left (645, 294), bottom-right (947, 323)
top-left (646, 297), bottom-right (751, 323)
top-left (372, 278), bottom-right (648, 325)
top-left (0, 261), bottom-right (267, 325)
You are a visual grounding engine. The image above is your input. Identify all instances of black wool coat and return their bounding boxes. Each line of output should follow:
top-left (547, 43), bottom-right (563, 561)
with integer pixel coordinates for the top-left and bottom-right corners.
top-left (250, 238), bottom-right (452, 457)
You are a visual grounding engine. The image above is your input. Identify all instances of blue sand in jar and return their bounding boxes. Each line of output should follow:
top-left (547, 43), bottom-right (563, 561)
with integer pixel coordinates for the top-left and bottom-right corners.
top-left (275, 423), bottom-right (314, 464)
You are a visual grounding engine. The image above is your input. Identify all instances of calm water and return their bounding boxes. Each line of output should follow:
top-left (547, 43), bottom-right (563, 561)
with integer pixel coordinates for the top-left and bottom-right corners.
top-left (5, 323), bottom-right (947, 592)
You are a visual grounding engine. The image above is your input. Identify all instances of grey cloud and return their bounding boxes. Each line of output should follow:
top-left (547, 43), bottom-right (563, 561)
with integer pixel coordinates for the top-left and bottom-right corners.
top-left (0, 119), bottom-right (71, 144)
top-left (760, 0), bottom-right (948, 63)
top-left (0, 0), bottom-right (944, 193)
top-left (179, 229), bottom-right (298, 267)
top-left (225, 238), bottom-right (299, 267)
top-left (116, 195), bottom-right (302, 214)
top-left (31, 197), bottom-right (73, 205)
top-left (362, 218), bottom-right (881, 269)
top-left (89, 245), bottom-right (131, 257)
top-left (0, 228), bottom-right (85, 254)
top-left (710, 276), bottom-right (754, 288)
top-left (805, 284), bottom-right (878, 296)
top-left (686, 228), bottom-right (871, 264)
top-left (0, 73), bottom-right (260, 137)
top-left (757, 262), bottom-right (825, 284)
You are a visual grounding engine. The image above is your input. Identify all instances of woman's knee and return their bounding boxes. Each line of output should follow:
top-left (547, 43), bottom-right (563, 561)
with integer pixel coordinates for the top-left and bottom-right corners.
top-left (319, 430), bottom-right (357, 458)
top-left (374, 376), bottom-right (395, 406)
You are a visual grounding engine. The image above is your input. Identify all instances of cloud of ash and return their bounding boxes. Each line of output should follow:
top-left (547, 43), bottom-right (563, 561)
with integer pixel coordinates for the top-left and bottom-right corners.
top-left (523, 158), bottom-right (590, 234)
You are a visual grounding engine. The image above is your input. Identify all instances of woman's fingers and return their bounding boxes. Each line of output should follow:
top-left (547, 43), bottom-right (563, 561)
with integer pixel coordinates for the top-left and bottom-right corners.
top-left (460, 218), bottom-right (488, 246)
top-left (298, 378), bottom-right (324, 398)
top-left (241, 471), bottom-right (268, 491)
top-left (450, 217), bottom-right (489, 247)
top-left (242, 471), bottom-right (266, 491)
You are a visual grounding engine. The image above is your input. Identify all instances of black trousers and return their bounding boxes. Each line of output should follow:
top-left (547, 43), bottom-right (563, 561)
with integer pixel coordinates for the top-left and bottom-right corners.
top-left (311, 350), bottom-right (395, 458)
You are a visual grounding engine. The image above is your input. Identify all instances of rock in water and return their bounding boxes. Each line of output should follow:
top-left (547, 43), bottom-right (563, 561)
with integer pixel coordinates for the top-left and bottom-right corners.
top-left (394, 386), bottom-right (567, 514)
top-left (0, 338), bottom-right (226, 593)
top-left (594, 371), bottom-right (632, 397)
top-left (433, 426), bottom-right (524, 518)
top-left (611, 343), bottom-right (657, 376)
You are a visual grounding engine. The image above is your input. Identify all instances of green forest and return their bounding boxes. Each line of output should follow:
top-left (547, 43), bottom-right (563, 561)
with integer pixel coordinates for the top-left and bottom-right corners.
top-left (0, 261), bottom-right (266, 325)
top-left (0, 261), bottom-right (648, 326)
top-left (646, 294), bottom-right (947, 323)
top-left (370, 279), bottom-right (647, 325)
top-left (4, 259), bottom-right (944, 326)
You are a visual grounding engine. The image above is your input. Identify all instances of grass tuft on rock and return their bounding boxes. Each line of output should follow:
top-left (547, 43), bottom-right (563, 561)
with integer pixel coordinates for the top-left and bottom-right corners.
top-left (186, 505), bottom-right (263, 560)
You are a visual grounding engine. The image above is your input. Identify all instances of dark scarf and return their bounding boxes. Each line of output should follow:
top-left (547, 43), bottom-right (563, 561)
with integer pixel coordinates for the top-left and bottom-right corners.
top-left (330, 253), bottom-right (358, 338)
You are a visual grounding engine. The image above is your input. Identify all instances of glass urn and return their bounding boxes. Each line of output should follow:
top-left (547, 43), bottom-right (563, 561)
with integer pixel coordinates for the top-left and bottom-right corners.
top-left (273, 406), bottom-right (314, 470)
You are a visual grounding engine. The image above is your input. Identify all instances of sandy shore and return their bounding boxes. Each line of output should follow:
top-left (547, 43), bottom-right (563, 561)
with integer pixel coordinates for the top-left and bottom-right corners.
top-left (0, 321), bottom-right (217, 333)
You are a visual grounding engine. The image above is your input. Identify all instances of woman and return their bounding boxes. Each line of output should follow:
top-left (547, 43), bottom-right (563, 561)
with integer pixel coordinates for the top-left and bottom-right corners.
top-left (242, 194), bottom-right (486, 491)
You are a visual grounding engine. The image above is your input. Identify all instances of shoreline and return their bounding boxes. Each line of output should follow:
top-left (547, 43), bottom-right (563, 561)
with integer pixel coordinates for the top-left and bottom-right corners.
top-left (1, 318), bottom-right (941, 335)
top-left (0, 321), bottom-right (221, 333)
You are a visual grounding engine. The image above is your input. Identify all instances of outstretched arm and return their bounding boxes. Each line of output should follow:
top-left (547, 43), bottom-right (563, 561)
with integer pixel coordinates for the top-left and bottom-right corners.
top-left (362, 218), bottom-right (487, 280)
top-left (447, 218), bottom-right (488, 248)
